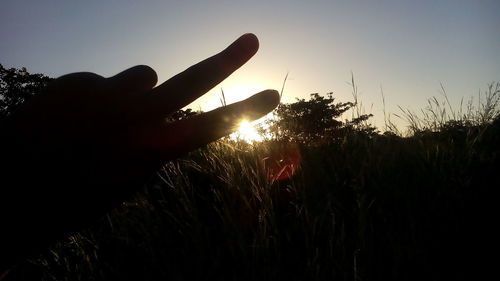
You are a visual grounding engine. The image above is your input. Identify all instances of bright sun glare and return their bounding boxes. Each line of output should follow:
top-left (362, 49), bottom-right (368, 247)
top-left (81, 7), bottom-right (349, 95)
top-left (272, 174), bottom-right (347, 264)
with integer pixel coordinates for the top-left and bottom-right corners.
top-left (235, 120), bottom-right (263, 143)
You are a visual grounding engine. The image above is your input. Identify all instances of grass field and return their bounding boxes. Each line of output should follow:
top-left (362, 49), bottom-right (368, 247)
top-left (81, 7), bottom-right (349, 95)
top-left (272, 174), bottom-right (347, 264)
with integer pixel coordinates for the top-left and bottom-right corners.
top-left (5, 84), bottom-right (500, 281)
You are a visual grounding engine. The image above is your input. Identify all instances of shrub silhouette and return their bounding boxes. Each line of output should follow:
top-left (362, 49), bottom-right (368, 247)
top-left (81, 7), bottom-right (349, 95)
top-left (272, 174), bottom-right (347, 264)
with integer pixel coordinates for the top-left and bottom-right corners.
top-left (0, 64), bottom-right (53, 119)
top-left (266, 92), bottom-right (375, 143)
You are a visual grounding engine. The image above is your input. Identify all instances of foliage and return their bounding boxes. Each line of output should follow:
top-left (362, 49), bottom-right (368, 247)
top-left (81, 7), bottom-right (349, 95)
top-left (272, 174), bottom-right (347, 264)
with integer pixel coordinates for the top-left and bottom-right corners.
top-left (0, 64), bottom-right (53, 119)
top-left (165, 108), bottom-right (198, 121)
top-left (265, 93), bottom-right (375, 143)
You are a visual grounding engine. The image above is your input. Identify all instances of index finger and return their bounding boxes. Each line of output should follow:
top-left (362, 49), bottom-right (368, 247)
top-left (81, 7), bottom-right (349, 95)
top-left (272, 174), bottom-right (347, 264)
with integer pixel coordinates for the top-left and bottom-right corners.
top-left (144, 33), bottom-right (259, 119)
top-left (139, 89), bottom-right (280, 161)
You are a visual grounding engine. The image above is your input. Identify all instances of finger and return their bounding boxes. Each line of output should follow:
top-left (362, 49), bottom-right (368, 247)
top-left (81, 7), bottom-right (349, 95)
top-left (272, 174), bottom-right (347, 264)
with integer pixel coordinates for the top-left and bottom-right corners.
top-left (107, 65), bottom-right (158, 93)
top-left (53, 72), bottom-right (105, 87)
top-left (145, 33), bottom-right (259, 118)
top-left (45, 71), bottom-right (105, 99)
top-left (143, 89), bottom-right (280, 159)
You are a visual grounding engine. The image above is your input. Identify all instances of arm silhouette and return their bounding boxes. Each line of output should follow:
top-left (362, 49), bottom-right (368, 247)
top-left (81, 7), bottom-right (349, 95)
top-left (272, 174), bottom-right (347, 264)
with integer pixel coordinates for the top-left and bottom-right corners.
top-left (0, 33), bottom-right (279, 269)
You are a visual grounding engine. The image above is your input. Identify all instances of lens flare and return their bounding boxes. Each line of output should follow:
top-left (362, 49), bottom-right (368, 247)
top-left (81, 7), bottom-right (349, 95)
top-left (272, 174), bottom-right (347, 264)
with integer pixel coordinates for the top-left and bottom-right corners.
top-left (261, 142), bottom-right (301, 181)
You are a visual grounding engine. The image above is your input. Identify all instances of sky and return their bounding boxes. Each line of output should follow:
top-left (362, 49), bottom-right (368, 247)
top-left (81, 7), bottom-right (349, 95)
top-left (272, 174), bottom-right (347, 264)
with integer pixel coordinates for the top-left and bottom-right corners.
top-left (1, 0), bottom-right (499, 130)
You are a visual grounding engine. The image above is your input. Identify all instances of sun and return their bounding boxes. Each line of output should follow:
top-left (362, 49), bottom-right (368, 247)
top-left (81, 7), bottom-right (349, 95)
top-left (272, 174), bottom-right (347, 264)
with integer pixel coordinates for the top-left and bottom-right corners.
top-left (234, 120), bottom-right (263, 143)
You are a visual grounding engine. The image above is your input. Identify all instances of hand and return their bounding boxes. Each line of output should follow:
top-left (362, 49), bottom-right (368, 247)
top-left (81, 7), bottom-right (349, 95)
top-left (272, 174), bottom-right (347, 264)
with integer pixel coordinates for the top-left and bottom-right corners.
top-left (0, 33), bottom-right (280, 267)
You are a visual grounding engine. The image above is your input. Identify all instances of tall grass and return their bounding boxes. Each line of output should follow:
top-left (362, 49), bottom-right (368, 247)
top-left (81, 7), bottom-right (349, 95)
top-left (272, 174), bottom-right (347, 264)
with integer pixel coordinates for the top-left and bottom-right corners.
top-left (394, 82), bottom-right (500, 135)
top-left (6, 83), bottom-right (500, 281)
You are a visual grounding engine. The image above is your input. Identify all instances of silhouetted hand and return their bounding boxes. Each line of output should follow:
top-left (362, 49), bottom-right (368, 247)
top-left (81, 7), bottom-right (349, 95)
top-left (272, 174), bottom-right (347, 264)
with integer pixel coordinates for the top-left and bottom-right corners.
top-left (0, 33), bottom-right (279, 268)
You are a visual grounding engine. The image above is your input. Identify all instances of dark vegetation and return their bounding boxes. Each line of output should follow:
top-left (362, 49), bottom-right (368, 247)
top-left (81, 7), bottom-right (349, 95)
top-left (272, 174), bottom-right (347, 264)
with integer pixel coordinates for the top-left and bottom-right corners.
top-left (0, 65), bottom-right (53, 119)
top-left (1, 65), bottom-right (499, 280)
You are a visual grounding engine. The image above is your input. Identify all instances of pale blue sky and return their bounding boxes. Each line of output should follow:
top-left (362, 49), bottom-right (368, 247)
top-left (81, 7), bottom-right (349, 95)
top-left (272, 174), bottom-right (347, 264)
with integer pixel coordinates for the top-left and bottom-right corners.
top-left (1, 0), bottom-right (499, 129)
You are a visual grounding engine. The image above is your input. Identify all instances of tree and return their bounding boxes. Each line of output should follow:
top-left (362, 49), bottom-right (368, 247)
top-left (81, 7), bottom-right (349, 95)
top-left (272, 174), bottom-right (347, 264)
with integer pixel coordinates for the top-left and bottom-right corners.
top-left (265, 93), bottom-right (374, 143)
top-left (166, 108), bottom-right (199, 121)
top-left (0, 64), bottom-right (53, 119)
